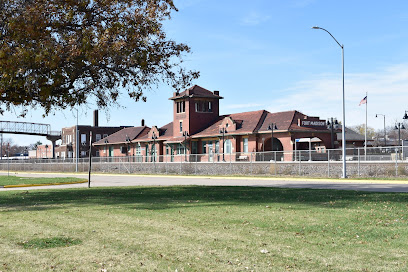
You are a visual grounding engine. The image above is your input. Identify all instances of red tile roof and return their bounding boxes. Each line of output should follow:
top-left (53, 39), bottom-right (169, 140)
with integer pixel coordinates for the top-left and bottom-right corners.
top-left (192, 110), bottom-right (328, 139)
top-left (193, 110), bottom-right (267, 137)
top-left (93, 126), bottom-right (149, 145)
top-left (135, 122), bottom-right (174, 142)
top-left (169, 85), bottom-right (223, 100)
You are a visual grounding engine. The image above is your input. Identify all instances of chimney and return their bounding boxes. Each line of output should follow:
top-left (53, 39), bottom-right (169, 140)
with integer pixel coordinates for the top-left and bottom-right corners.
top-left (214, 90), bottom-right (220, 96)
top-left (93, 110), bottom-right (99, 127)
top-left (141, 119), bottom-right (145, 126)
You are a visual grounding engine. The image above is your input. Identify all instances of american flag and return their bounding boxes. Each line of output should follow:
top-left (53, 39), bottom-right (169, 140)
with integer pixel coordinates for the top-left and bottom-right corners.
top-left (359, 96), bottom-right (367, 106)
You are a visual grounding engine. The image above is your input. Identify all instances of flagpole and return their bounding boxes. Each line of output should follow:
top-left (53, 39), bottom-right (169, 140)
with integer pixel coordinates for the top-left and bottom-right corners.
top-left (365, 91), bottom-right (367, 161)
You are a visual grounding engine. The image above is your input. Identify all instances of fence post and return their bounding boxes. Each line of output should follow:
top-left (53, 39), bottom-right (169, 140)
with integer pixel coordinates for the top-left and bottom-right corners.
top-left (298, 150), bottom-right (301, 176)
top-left (327, 149), bottom-right (330, 177)
top-left (250, 152), bottom-right (253, 175)
top-left (395, 147), bottom-right (399, 177)
top-left (358, 148), bottom-right (360, 176)
top-left (229, 152), bottom-right (232, 175)
top-left (274, 151), bottom-right (277, 175)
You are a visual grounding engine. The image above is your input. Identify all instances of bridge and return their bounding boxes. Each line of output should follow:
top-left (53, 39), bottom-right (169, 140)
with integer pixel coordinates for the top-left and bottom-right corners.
top-left (0, 121), bottom-right (61, 158)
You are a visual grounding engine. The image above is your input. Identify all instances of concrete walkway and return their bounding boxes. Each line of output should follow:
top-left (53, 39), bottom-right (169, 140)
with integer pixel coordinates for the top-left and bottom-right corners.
top-left (1, 171), bottom-right (408, 192)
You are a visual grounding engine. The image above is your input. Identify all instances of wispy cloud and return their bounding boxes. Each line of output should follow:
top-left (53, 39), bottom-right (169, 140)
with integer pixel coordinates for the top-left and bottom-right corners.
top-left (241, 11), bottom-right (271, 26)
top-left (264, 63), bottom-right (408, 129)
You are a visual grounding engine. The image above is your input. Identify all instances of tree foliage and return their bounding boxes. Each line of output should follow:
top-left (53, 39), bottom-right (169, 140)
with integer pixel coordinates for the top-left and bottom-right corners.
top-left (0, 0), bottom-right (199, 116)
top-left (350, 124), bottom-right (376, 139)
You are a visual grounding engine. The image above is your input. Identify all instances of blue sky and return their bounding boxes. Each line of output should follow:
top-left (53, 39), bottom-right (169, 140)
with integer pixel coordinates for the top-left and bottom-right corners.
top-left (3, 0), bottom-right (408, 145)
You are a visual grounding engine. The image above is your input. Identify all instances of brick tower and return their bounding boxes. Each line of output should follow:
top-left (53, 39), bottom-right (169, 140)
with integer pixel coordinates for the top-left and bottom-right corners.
top-left (169, 85), bottom-right (223, 137)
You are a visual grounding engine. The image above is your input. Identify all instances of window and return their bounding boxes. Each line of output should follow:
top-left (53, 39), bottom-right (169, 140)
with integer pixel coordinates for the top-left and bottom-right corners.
top-left (176, 143), bottom-right (185, 155)
top-left (192, 141), bottom-right (198, 154)
top-left (202, 141), bottom-right (207, 154)
top-left (176, 101), bottom-right (185, 113)
top-left (195, 100), bottom-right (213, 112)
top-left (66, 134), bottom-right (72, 145)
top-left (81, 134), bottom-right (87, 144)
top-left (224, 139), bottom-right (232, 154)
top-left (96, 134), bottom-right (102, 141)
top-left (179, 121), bottom-right (183, 132)
top-left (96, 150), bottom-right (100, 157)
top-left (136, 144), bottom-right (141, 155)
top-left (215, 141), bottom-right (219, 153)
top-left (243, 138), bottom-right (248, 153)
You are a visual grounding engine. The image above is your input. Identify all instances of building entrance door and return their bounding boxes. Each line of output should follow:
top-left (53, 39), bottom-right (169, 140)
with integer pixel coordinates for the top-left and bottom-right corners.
top-left (109, 146), bottom-right (113, 157)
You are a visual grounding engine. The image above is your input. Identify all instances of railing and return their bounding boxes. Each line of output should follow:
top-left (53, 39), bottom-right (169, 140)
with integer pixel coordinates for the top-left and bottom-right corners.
top-left (0, 121), bottom-right (51, 136)
top-left (1, 146), bottom-right (408, 178)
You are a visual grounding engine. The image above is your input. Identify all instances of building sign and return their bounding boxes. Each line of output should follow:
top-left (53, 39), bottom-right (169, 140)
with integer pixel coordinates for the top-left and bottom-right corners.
top-left (298, 119), bottom-right (326, 128)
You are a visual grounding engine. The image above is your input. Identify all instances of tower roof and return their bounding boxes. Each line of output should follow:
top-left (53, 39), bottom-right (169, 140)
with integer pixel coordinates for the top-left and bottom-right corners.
top-left (169, 85), bottom-right (223, 100)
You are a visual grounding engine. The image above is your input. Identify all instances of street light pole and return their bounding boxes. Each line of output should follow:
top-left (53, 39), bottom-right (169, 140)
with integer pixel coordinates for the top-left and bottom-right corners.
top-left (327, 118), bottom-right (338, 149)
top-left (395, 123), bottom-right (405, 146)
top-left (76, 107), bottom-right (79, 172)
top-left (219, 128), bottom-right (227, 162)
top-left (183, 131), bottom-right (189, 162)
top-left (104, 139), bottom-right (109, 161)
top-left (376, 114), bottom-right (386, 147)
top-left (268, 123), bottom-right (278, 152)
top-left (312, 26), bottom-right (346, 178)
top-left (126, 135), bottom-right (131, 163)
top-left (152, 132), bottom-right (157, 163)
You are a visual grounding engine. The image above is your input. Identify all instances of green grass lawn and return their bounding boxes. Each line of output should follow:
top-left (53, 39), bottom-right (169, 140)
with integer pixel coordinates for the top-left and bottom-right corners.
top-left (0, 175), bottom-right (85, 186)
top-left (1, 186), bottom-right (408, 271)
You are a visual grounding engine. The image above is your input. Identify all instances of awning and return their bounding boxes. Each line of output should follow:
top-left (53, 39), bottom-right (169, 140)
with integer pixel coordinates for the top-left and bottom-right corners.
top-left (295, 137), bottom-right (322, 143)
top-left (164, 137), bottom-right (187, 144)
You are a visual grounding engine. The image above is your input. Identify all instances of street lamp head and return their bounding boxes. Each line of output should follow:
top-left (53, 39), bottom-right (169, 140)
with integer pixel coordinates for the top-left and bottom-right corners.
top-left (268, 124), bottom-right (277, 130)
top-left (375, 114), bottom-right (378, 118)
top-left (402, 124), bottom-right (406, 130)
top-left (312, 26), bottom-right (320, 30)
top-left (403, 112), bottom-right (408, 120)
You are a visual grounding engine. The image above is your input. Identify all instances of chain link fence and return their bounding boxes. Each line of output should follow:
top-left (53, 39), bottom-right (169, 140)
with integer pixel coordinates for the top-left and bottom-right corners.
top-left (1, 146), bottom-right (408, 178)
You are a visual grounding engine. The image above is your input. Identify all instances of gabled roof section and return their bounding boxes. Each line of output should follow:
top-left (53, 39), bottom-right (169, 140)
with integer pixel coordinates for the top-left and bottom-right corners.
top-left (93, 126), bottom-right (149, 145)
top-left (193, 110), bottom-right (266, 137)
top-left (258, 110), bottom-right (329, 132)
top-left (134, 122), bottom-right (174, 142)
top-left (337, 127), bottom-right (372, 141)
top-left (258, 110), bottom-right (297, 132)
top-left (169, 85), bottom-right (223, 100)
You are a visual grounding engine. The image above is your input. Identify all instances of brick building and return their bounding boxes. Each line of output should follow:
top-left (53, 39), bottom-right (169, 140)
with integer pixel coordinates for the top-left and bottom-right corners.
top-left (93, 85), bottom-right (337, 162)
top-left (54, 110), bottom-right (129, 158)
